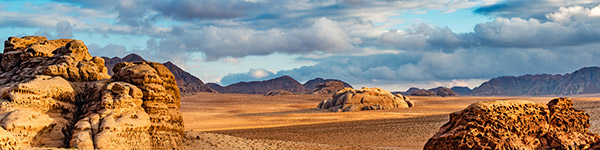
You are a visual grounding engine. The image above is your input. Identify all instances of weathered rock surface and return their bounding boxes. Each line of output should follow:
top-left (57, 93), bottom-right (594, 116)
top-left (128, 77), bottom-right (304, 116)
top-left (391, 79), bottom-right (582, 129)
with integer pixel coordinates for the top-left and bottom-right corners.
top-left (317, 87), bottom-right (413, 112)
top-left (0, 36), bottom-right (184, 149)
top-left (424, 98), bottom-right (599, 149)
top-left (311, 81), bottom-right (346, 95)
top-left (264, 90), bottom-right (294, 96)
top-left (102, 53), bottom-right (215, 96)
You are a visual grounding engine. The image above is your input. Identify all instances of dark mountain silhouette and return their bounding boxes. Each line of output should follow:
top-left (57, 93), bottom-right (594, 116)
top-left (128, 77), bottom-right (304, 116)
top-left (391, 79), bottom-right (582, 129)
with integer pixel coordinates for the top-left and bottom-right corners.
top-left (394, 87), bottom-right (459, 97)
top-left (103, 54), bottom-right (146, 75)
top-left (451, 86), bottom-right (472, 96)
top-left (470, 66), bottom-right (600, 96)
top-left (303, 78), bottom-right (353, 90)
top-left (101, 53), bottom-right (215, 96)
top-left (208, 75), bottom-right (308, 94)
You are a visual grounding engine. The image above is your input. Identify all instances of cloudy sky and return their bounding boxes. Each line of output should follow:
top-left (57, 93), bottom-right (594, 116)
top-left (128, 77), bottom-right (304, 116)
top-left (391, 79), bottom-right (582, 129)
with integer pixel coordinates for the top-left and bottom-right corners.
top-left (1, 0), bottom-right (599, 91)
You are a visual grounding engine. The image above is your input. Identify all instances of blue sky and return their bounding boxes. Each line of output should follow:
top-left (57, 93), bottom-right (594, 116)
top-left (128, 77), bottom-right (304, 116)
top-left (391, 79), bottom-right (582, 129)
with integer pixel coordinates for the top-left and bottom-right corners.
top-left (1, 0), bottom-right (600, 91)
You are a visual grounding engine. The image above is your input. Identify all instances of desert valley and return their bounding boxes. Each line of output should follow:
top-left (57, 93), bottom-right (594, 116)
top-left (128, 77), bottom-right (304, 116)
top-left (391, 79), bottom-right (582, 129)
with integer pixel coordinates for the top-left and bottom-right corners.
top-left (0, 36), bottom-right (599, 150)
top-left (3, 0), bottom-right (600, 149)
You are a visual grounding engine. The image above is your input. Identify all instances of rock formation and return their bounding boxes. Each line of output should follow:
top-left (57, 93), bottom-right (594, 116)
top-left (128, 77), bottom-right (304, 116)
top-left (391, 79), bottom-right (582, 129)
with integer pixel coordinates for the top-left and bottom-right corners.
top-left (311, 81), bottom-right (346, 95)
top-left (303, 78), bottom-right (353, 90)
top-left (404, 87), bottom-right (458, 97)
top-left (264, 90), bottom-right (294, 96)
top-left (0, 36), bottom-right (184, 149)
top-left (317, 87), bottom-right (413, 112)
top-left (102, 54), bottom-right (215, 96)
top-left (209, 76), bottom-right (307, 94)
top-left (424, 98), bottom-right (599, 149)
top-left (470, 66), bottom-right (600, 96)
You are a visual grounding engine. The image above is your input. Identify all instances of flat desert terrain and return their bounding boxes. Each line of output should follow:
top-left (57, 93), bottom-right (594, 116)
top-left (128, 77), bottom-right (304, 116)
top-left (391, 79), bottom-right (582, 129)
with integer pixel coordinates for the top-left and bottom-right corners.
top-left (181, 93), bottom-right (600, 149)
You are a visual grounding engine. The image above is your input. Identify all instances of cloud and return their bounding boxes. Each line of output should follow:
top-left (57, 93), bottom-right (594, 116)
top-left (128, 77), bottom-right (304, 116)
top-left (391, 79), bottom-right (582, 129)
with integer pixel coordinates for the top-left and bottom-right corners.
top-left (151, 17), bottom-right (353, 60)
top-left (219, 68), bottom-right (276, 85)
top-left (474, 0), bottom-right (599, 19)
top-left (55, 21), bottom-right (73, 39)
top-left (546, 5), bottom-right (600, 24)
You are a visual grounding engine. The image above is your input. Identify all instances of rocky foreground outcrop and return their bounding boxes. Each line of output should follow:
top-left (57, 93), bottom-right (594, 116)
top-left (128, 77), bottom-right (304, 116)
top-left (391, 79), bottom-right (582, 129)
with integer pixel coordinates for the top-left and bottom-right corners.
top-left (318, 87), bottom-right (414, 112)
top-left (0, 36), bottom-right (184, 149)
top-left (424, 98), bottom-right (599, 149)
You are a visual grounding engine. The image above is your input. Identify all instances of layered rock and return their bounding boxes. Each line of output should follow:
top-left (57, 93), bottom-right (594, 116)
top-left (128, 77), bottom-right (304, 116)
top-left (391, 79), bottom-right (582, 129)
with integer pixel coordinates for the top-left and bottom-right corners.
top-left (424, 98), bottom-right (599, 149)
top-left (317, 87), bottom-right (413, 112)
top-left (311, 81), bottom-right (346, 95)
top-left (264, 90), bottom-right (294, 96)
top-left (405, 87), bottom-right (459, 97)
top-left (111, 61), bottom-right (184, 149)
top-left (0, 36), bottom-right (184, 149)
top-left (102, 54), bottom-right (215, 96)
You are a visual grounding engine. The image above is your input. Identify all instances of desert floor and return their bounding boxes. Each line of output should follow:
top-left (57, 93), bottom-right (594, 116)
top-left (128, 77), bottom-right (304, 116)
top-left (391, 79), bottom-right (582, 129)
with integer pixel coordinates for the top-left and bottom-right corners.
top-left (181, 93), bottom-right (600, 149)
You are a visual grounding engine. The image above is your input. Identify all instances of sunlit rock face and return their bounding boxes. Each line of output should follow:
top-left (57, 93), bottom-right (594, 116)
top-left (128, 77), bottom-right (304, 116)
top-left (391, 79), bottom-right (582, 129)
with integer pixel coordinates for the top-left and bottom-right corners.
top-left (0, 36), bottom-right (184, 149)
top-left (317, 87), bottom-right (414, 112)
top-left (424, 98), bottom-right (599, 150)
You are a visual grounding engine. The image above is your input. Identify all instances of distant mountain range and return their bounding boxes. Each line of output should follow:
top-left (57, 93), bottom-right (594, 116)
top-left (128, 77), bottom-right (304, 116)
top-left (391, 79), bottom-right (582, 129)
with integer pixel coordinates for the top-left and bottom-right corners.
top-left (208, 76), bottom-right (354, 94)
top-left (470, 66), bottom-right (600, 96)
top-left (102, 54), bottom-right (215, 96)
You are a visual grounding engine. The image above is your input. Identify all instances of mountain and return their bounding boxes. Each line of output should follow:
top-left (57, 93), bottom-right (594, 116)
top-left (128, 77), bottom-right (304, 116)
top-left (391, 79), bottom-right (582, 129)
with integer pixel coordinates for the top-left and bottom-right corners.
top-left (102, 53), bottom-right (215, 96)
top-left (103, 54), bottom-right (146, 75)
top-left (162, 61), bottom-right (215, 95)
top-left (395, 87), bottom-right (459, 97)
top-left (208, 75), bottom-right (308, 94)
top-left (451, 86), bottom-right (472, 96)
top-left (303, 78), bottom-right (353, 90)
top-left (470, 66), bottom-right (600, 96)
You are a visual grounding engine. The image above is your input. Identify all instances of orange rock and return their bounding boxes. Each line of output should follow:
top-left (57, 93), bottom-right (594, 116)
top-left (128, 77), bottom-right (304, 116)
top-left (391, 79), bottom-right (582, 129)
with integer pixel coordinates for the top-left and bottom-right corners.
top-left (318, 87), bottom-right (413, 112)
top-left (424, 98), bottom-right (599, 149)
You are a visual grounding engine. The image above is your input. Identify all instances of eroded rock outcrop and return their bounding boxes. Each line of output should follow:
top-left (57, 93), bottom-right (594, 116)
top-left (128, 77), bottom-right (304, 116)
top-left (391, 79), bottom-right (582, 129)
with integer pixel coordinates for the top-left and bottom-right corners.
top-left (424, 98), bottom-right (599, 149)
top-left (0, 36), bottom-right (184, 149)
top-left (317, 87), bottom-right (413, 112)
top-left (311, 81), bottom-right (346, 95)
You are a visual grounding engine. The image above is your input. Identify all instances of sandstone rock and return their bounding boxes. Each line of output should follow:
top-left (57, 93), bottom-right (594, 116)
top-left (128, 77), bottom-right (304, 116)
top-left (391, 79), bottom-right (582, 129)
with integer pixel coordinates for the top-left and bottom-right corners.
top-left (311, 81), bottom-right (345, 95)
top-left (424, 98), bottom-right (599, 149)
top-left (0, 36), bottom-right (184, 149)
top-left (112, 61), bottom-right (184, 149)
top-left (264, 90), bottom-right (294, 96)
top-left (317, 87), bottom-right (413, 112)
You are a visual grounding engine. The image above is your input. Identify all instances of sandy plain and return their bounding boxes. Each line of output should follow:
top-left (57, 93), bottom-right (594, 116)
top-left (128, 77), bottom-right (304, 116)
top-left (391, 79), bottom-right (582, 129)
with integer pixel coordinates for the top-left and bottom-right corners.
top-left (181, 93), bottom-right (600, 149)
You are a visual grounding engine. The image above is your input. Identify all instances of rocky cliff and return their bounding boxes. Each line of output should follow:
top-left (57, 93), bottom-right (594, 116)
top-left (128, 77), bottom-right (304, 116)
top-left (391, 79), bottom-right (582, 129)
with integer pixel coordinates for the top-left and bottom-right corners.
top-left (425, 98), bottom-right (598, 149)
top-left (102, 54), bottom-right (214, 96)
top-left (208, 76), bottom-right (307, 94)
top-left (0, 36), bottom-right (184, 149)
top-left (471, 67), bottom-right (600, 96)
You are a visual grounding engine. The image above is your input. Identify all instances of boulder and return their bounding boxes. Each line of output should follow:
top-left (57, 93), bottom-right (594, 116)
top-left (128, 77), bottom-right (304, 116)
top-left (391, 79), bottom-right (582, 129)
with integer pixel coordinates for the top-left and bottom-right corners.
top-left (0, 36), bottom-right (184, 149)
top-left (317, 87), bottom-right (413, 112)
top-left (424, 98), bottom-right (599, 149)
top-left (264, 90), bottom-right (294, 96)
top-left (311, 81), bottom-right (345, 95)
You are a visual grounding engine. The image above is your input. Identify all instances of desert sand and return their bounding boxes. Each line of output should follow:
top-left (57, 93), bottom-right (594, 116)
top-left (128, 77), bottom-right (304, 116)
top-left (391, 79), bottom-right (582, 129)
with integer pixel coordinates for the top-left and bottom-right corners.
top-left (181, 93), bottom-right (600, 149)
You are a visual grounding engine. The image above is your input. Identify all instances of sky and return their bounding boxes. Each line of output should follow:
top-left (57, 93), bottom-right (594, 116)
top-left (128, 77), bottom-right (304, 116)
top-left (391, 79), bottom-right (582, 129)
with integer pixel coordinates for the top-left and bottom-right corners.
top-left (1, 0), bottom-right (600, 91)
